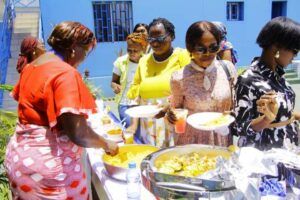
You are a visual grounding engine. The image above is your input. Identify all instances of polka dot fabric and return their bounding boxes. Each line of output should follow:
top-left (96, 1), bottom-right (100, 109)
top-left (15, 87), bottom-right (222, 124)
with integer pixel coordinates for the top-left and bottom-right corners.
top-left (5, 123), bottom-right (89, 200)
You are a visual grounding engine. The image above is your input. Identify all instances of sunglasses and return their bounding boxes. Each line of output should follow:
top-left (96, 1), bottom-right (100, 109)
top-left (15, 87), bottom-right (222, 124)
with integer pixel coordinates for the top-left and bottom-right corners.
top-left (194, 44), bottom-right (220, 54)
top-left (292, 49), bottom-right (299, 56)
top-left (147, 34), bottom-right (169, 43)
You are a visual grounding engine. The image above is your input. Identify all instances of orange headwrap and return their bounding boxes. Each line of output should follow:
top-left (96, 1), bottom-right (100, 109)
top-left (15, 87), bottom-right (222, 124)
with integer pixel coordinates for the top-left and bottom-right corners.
top-left (126, 33), bottom-right (148, 49)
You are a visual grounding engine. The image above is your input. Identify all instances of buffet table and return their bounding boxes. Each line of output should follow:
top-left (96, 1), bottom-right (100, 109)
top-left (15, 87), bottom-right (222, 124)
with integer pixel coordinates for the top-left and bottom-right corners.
top-left (86, 148), bottom-right (156, 200)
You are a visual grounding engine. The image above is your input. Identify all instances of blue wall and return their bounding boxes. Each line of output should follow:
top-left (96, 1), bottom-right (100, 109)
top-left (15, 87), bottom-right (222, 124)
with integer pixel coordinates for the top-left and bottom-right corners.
top-left (40, 0), bottom-right (300, 76)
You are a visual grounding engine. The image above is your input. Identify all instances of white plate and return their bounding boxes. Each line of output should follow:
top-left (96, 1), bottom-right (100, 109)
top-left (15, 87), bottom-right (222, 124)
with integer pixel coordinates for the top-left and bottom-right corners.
top-left (125, 105), bottom-right (162, 118)
top-left (187, 112), bottom-right (235, 131)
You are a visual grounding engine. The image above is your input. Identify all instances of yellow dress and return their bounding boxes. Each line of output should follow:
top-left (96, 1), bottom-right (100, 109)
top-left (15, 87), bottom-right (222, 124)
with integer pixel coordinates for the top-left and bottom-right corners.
top-left (127, 48), bottom-right (190, 147)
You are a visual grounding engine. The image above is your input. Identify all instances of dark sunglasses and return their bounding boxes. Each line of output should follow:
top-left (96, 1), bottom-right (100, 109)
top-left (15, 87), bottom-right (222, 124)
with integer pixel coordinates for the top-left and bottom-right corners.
top-left (147, 34), bottom-right (169, 43)
top-left (292, 49), bottom-right (299, 56)
top-left (194, 44), bottom-right (220, 54)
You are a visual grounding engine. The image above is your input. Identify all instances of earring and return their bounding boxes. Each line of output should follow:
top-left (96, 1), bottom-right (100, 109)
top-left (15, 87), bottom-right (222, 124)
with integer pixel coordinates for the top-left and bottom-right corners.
top-left (32, 51), bottom-right (36, 55)
top-left (71, 49), bottom-right (75, 58)
top-left (274, 51), bottom-right (280, 59)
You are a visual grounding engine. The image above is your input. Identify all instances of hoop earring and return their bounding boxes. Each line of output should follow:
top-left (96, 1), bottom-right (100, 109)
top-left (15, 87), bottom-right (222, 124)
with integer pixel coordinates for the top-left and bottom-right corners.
top-left (274, 51), bottom-right (280, 59)
top-left (71, 49), bottom-right (75, 58)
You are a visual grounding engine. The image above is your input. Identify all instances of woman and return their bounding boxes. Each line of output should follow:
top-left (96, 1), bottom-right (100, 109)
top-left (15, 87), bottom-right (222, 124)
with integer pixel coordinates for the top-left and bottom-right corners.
top-left (213, 21), bottom-right (238, 65)
top-left (235, 16), bottom-right (300, 150)
top-left (111, 32), bottom-right (147, 137)
top-left (16, 36), bottom-right (46, 73)
top-left (168, 21), bottom-right (237, 146)
top-left (5, 21), bottom-right (118, 200)
top-left (133, 23), bottom-right (151, 54)
top-left (127, 18), bottom-right (190, 147)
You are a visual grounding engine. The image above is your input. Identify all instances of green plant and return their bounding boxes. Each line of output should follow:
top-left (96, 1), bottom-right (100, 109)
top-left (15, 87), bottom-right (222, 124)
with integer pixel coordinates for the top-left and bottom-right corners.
top-left (237, 67), bottom-right (247, 75)
top-left (83, 79), bottom-right (103, 99)
top-left (0, 84), bottom-right (13, 92)
top-left (0, 109), bottom-right (17, 199)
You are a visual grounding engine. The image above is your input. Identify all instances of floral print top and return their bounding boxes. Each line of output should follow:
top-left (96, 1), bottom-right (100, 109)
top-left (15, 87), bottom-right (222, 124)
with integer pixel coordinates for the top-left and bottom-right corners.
top-left (235, 58), bottom-right (299, 150)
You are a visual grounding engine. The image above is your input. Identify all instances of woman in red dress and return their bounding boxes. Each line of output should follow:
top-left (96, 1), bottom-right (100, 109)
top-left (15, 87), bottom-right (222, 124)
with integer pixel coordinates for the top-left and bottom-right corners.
top-left (5, 21), bottom-right (118, 200)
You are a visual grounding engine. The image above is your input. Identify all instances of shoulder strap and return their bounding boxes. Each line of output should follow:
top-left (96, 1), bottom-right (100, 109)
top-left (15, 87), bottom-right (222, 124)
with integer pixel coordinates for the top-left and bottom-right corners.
top-left (220, 60), bottom-right (235, 111)
top-left (220, 60), bottom-right (232, 81)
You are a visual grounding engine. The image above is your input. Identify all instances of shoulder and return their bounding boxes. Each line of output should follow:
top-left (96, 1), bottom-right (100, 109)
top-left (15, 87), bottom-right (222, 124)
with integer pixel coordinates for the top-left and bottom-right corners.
top-left (217, 60), bottom-right (236, 76)
top-left (172, 63), bottom-right (192, 81)
top-left (174, 48), bottom-right (191, 66)
top-left (114, 54), bottom-right (129, 66)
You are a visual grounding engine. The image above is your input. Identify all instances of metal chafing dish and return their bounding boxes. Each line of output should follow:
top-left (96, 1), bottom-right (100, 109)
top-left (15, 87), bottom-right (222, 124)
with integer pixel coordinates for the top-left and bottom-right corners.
top-left (102, 144), bottom-right (159, 181)
top-left (141, 144), bottom-right (239, 199)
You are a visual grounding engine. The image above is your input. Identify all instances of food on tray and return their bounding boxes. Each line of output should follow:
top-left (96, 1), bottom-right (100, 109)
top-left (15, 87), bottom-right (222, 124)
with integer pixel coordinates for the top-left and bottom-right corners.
top-left (156, 152), bottom-right (218, 177)
top-left (228, 145), bottom-right (239, 152)
top-left (101, 116), bottom-right (111, 125)
top-left (105, 150), bottom-right (154, 168)
top-left (200, 114), bottom-right (229, 127)
top-left (107, 128), bottom-right (122, 135)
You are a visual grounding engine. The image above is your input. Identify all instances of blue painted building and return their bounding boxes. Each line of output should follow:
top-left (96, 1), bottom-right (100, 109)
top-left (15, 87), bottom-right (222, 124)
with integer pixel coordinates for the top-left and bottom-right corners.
top-left (39, 0), bottom-right (300, 96)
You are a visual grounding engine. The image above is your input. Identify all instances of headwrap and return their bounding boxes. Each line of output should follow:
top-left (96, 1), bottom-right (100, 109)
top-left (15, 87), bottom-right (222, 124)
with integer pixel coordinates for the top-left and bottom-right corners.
top-left (126, 32), bottom-right (148, 50)
top-left (16, 36), bottom-right (38, 73)
top-left (212, 21), bottom-right (227, 41)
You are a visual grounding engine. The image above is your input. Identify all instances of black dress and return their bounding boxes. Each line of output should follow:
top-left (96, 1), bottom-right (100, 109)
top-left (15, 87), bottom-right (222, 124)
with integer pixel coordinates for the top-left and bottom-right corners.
top-left (234, 58), bottom-right (299, 150)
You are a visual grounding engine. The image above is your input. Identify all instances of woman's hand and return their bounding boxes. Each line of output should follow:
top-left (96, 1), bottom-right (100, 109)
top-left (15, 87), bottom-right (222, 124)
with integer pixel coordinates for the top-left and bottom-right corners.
top-left (166, 108), bottom-right (177, 124)
top-left (256, 91), bottom-right (279, 122)
top-left (111, 82), bottom-right (121, 94)
top-left (154, 104), bottom-right (170, 119)
top-left (104, 140), bottom-right (119, 156)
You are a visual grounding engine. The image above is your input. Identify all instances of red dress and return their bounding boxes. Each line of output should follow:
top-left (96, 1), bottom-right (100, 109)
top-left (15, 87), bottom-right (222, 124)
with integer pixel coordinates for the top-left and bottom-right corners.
top-left (5, 61), bottom-right (96, 200)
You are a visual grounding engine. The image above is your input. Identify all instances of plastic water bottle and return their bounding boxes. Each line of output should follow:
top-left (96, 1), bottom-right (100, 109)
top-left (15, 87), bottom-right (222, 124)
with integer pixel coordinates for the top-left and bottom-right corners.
top-left (126, 162), bottom-right (141, 199)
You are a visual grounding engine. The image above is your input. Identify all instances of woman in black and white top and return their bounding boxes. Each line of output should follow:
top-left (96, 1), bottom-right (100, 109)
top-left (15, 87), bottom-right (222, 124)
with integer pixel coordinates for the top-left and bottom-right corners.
top-left (235, 16), bottom-right (300, 150)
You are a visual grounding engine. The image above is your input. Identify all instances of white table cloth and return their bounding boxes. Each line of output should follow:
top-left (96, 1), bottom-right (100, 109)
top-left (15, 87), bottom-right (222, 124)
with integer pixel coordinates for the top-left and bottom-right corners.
top-left (86, 148), bottom-right (156, 200)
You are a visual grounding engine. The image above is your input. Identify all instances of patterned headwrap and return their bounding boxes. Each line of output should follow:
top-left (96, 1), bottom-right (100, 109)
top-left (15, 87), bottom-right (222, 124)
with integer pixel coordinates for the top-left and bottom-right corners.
top-left (16, 36), bottom-right (39, 73)
top-left (126, 32), bottom-right (148, 49)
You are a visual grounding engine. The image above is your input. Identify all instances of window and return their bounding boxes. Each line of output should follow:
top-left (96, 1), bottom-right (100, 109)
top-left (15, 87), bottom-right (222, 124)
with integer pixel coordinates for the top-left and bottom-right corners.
top-left (272, 1), bottom-right (287, 18)
top-left (227, 2), bottom-right (244, 21)
top-left (93, 1), bottom-right (133, 42)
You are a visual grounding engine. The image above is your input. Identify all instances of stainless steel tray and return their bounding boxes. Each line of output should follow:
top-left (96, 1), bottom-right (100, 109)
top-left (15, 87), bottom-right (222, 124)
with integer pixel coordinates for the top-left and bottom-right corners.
top-left (141, 144), bottom-right (237, 198)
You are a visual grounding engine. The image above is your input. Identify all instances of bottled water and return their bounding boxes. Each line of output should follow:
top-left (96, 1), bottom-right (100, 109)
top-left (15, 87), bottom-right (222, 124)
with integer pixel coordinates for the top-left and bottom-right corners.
top-left (126, 162), bottom-right (141, 199)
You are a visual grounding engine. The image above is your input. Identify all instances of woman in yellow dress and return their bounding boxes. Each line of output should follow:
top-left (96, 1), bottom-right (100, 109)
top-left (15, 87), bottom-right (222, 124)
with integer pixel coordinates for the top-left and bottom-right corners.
top-left (127, 18), bottom-right (190, 147)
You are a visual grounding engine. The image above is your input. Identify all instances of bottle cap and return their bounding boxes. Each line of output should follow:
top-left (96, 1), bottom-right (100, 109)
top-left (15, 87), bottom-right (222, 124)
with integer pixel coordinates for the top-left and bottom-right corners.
top-left (128, 162), bottom-right (136, 169)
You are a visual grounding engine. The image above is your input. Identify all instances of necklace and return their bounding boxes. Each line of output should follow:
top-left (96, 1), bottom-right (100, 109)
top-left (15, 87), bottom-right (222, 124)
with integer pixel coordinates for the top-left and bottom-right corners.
top-left (152, 48), bottom-right (174, 63)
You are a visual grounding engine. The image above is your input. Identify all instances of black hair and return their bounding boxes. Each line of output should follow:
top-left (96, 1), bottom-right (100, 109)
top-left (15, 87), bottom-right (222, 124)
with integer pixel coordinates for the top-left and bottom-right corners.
top-left (148, 18), bottom-right (175, 40)
top-left (256, 16), bottom-right (300, 50)
top-left (185, 21), bottom-right (221, 53)
top-left (133, 23), bottom-right (149, 32)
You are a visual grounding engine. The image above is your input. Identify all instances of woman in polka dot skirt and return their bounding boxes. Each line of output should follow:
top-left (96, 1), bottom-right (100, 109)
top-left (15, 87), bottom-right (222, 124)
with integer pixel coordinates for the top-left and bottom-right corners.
top-left (5, 21), bottom-right (118, 200)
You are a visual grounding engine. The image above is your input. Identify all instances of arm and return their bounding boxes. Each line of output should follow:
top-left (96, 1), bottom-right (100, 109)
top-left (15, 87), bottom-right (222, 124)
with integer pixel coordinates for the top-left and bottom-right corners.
top-left (166, 71), bottom-right (185, 124)
top-left (292, 111), bottom-right (300, 121)
top-left (111, 73), bottom-right (121, 94)
top-left (127, 63), bottom-right (142, 99)
top-left (234, 82), bottom-right (262, 138)
top-left (219, 49), bottom-right (233, 63)
top-left (250, 91), bottom-right (278, 131)
top-left (58, 112), bottom-right (118, 155)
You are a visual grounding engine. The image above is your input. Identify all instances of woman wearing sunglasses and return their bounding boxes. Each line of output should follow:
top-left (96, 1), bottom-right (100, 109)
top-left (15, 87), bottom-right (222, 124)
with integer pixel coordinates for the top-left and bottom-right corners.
top-left (127, 18), bottom-right (190, 147)
top-left (167, 21), bottom-right (237, 146)
top-left (235, 16), bottom-right (300, 150)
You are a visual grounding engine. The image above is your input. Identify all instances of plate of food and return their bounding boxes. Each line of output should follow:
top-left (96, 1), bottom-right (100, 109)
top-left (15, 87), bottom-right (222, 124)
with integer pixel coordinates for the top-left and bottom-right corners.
top-left (187, 112), bottom-right (235, 131)
top-left (125, 105), bottom-right (163, 118)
